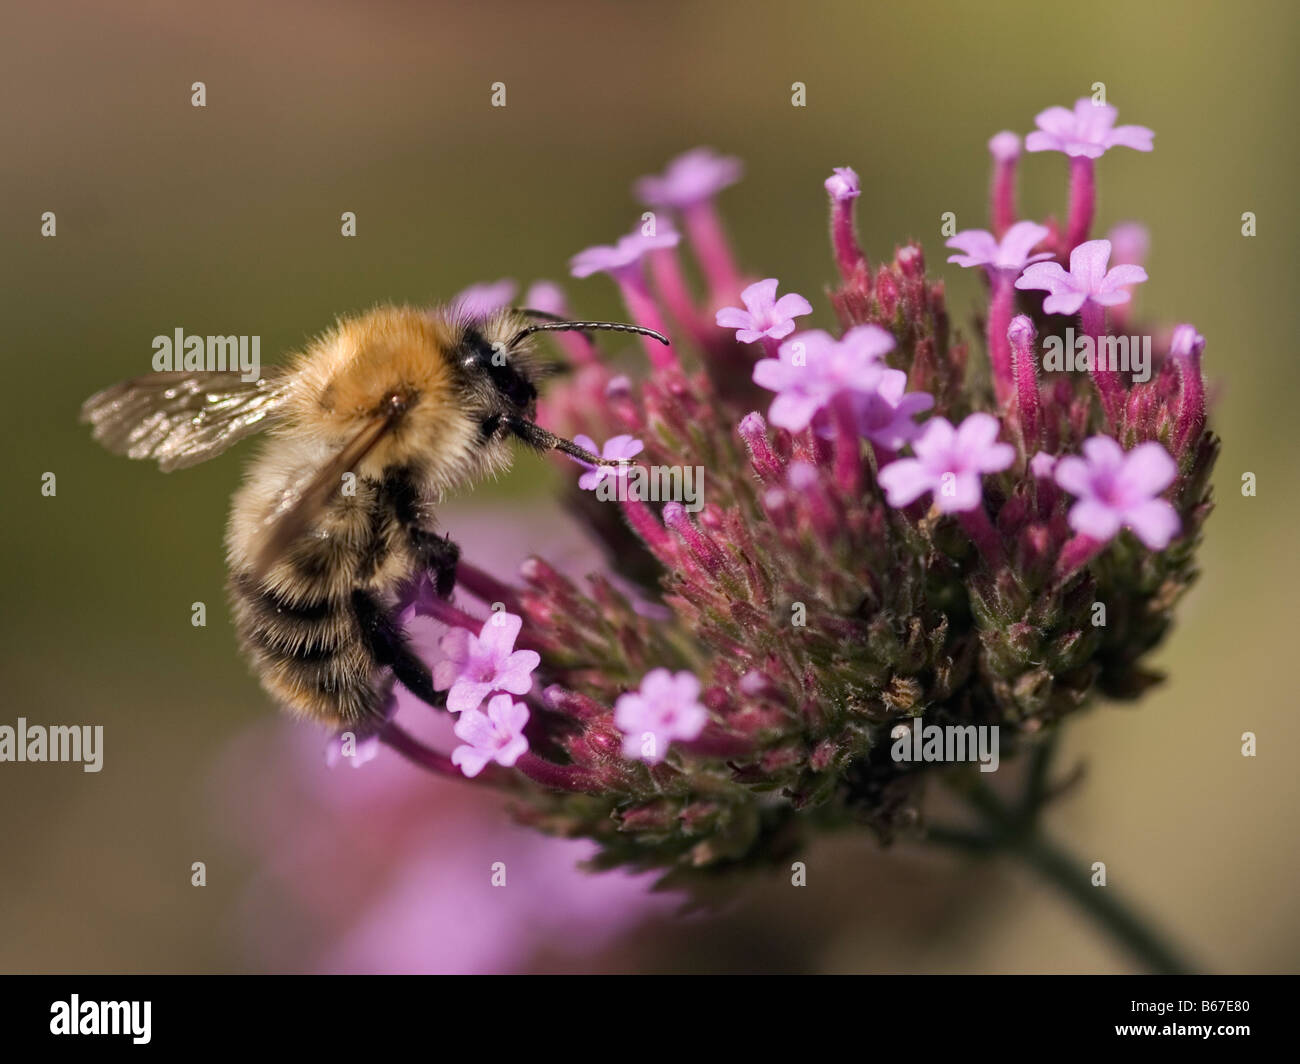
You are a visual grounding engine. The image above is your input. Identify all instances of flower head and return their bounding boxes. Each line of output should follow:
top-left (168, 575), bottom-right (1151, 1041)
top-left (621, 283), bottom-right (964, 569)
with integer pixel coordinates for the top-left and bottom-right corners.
top-left (1029, 451), bottom-right (1058, 479)
top-left (452, 279), bottom-right (518, 318)
top-left (1025, 98), bottom-right (1154, 158)
top-left (320, 113), bottom-right (1215, 893)
top-left (1053, 437), bottom-right (1180, 548)
top-left (634, 147), bottom-right (742, 209)
top-left (451, 693), bottom-right (530, 778)
top-left (854, 368), bottom-right (934, 449)
top-left (1015, 238), bottom-right (1148, 315)
top-left (824, 166), bottom-right (861, 201)
top-left (715, 278), bottom-right (813, 344)
top-left (432, 612), bottom-right (541, 713)
top-left (522, 280), bottom-right (567, 316)
top-left (614, 669), bottom-right (707, 764)
top-left (752, 325), bottom-right (895, 432)
top-left (570, 229), bottom-right (680, 280)
top-left (571, 434), bottom-right (644, 490)
top-left (946, 221), bottom-right (1052, 275)
top-left (988, 131), bottom-right (1021, 162)
top-left (878, 413), bottom-right (1016, 512)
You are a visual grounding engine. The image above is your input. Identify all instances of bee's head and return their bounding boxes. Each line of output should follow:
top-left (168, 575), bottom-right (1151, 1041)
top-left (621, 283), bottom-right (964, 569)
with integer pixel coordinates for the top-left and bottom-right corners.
top-left (458, 311), bottom-right (669, 467)
top-left (458, 318), bottom-right (541, 417)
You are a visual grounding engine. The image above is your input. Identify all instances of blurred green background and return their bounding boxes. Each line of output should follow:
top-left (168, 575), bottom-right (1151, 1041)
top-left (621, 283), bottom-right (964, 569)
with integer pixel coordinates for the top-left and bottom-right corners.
top-left (1, 0), bottom-right (1296, 972)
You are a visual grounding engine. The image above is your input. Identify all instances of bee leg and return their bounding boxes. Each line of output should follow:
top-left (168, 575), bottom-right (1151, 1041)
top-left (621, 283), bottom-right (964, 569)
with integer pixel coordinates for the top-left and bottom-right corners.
top-left (351, 589), bottom-right (445, 710)
top-left (413, 530), bottom-right (460, 599)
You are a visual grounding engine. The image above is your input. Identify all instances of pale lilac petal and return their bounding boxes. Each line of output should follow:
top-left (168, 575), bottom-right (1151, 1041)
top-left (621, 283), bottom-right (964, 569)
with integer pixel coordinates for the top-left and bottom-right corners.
top-left (954, 411), bottom-right (1002, 452)
top-left (840, 324), bottom-right (896, 362)
top-left (495, 734), bottom-right (529, 769)
top-left (1081, 435), bottom-right (1125, 470)
top-left (1053, 455), bottom-right (1093, 496)
top-left (1121, 442), bottom-right (1177, 495)
top-left (743, 278), bottom-right (780, 311)
top-left (447, 680), bottom-right (494, 714)
top-left (913, 417), bottom-right (956, 457)
top-left (1124, 499), bottom-right (1180, 549)
top-left (878, 458), bottom-right (933, 508)
top-left (976, 441), bottom-right (1016, 473)
top-left (1068, 499), bottom-right (1123, 541)
top-left (496, 650), bottom-right (541, 693)
top-left (752, 357), bottom-right (794, 390)
top-left (946, 229), bottom-right (999, 268)
top-left (453, 707), bottom-right (496, 747)
top-left (450, 746), bottom-right (492, 778)
top-left (1068, 239), bottom-right (1113, 292)
top-left (715, 307), bottom-right (754, 330)
top-left (772, 292), bottom-right (814, 318)
top-left (767, 391), bottom-right (822, 432)
top-left (1099, 264), bottom-right (1148, 294)
top-left (935, 471), bottom-right (983, 513)
top-left (479, 612), bottom-right (522, 655)
top-left (1042, 289), bottom-right (1089, 316)
top-left (1105, 124), bottom-right (1155, 152)
top-left (997, 222), bottom-right (1051, 268)
top-left (1032, 105), bottom-right (1078, 138)
top-left (1016, 260), bottom-right (1072, 295)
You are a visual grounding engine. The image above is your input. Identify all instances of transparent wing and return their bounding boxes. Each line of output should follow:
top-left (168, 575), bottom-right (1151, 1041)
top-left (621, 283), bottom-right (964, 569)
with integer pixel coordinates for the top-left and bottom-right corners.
top-left (80, 371), bottom-right (289, 472)
top-left (248, 412), bottom-right (398, 582)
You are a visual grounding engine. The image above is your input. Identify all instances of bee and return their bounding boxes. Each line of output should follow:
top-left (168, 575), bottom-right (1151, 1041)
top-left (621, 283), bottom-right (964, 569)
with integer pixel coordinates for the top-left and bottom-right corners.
top-left (81, 304), bottom-right (666, 729)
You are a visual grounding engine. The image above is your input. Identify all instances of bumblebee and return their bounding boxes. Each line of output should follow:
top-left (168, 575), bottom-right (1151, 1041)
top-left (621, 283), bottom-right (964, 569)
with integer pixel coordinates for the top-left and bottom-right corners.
top-left (81, 305), bottom-right (664, 727)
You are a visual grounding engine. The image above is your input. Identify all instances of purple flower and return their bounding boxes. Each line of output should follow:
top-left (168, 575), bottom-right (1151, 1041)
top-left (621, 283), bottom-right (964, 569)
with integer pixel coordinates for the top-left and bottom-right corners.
top-left (614, 668), bottom-right (708, 764)
top-left (1025, 99), bottom-right (1154, 158)
top-left (452, 279), bottom-right (518, 318)
top-left (752, 326), bottom-right (895, 432)
top-left (988, 131), bottom-right (1021, 162)
top-left (432, 612), bottom-right (541, 713)
top-left (877, 413), bottom-right (1015, 513)
top-left (855, 368), bottom-right (934, 449)
top-left (946, 221), bottom-right (1052, 276)
top-left (715, 279), bottom-right (813, 344)
top-left (1107, 222), bottom-right (1150, 266)
top-left (1029, 451), bottom-right (1058, 479)
top-left (570, 229), bottom-right (681, 280)
top-left (571, 434), bottom-right (644, 490)
top-left (1053, 437), bottom-right (1180, 549)
top-left (634, 148), bottom-right (742, 209)
top-left (451, 693), bottom-right (530, 778)
top-left (1015, 238), bottom-right (1148, 315)
top-left (824, 166), bottom-right (861, 201)
top-left (523, 280), bottom-right (567, 316)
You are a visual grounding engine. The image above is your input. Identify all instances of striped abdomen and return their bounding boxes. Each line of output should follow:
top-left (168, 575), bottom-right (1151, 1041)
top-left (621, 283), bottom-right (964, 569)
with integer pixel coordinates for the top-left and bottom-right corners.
top-left (227, 457), bottom-right (424, 728)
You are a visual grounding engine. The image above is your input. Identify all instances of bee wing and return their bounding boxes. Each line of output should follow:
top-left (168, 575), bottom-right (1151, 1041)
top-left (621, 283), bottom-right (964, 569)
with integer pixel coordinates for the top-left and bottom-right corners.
top-left (248, 411), bottom-right (398, 582)
top-left (80, 371), bottom-right (289, 472)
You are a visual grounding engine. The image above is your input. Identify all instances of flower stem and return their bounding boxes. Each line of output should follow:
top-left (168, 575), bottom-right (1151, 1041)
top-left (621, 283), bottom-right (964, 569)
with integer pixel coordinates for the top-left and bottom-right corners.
top-left (1008, 815), bottom-right (1193, 974)
top-left (1065, 156), bottom-right (1095, 251)
top-left (929, 756), bottom-right (1194, 974)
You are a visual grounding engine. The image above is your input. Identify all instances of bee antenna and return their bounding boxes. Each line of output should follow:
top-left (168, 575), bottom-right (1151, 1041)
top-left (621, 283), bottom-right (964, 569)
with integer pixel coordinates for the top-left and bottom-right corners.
top-left (508, 319), bottom-right (669, 349)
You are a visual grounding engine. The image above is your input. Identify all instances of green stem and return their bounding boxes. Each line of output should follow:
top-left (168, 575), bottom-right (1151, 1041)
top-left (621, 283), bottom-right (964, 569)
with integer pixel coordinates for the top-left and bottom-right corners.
top-left (929, 754), bottom-right (1195, 974)
top-left (1006, 814), bottom-right (1192, 975)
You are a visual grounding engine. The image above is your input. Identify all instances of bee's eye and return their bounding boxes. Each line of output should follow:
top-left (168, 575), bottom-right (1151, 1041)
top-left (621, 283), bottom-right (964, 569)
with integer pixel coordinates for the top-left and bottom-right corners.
top-left (462, 327), bottom-right (537, 408)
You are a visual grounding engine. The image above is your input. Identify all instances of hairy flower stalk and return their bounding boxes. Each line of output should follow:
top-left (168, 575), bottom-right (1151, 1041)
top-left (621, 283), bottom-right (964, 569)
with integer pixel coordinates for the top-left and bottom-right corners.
top-left (359, 111), bottom-right (1214, 966)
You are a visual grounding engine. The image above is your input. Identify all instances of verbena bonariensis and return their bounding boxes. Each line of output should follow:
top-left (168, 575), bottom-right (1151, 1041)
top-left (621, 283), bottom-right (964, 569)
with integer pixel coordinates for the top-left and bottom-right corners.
top-left (368, 99), bottom-right (1216, 890)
